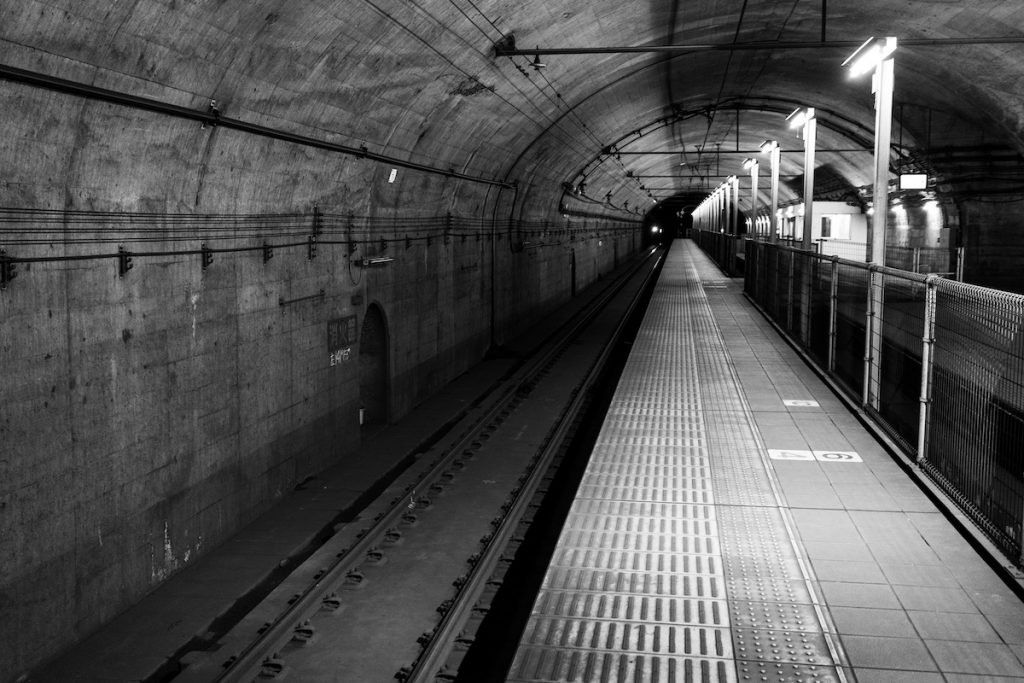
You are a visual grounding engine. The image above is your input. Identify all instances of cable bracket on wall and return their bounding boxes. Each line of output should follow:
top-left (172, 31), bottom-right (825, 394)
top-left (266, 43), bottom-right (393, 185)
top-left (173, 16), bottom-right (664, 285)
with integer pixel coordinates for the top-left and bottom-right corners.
top-left (0, 249), bottom-right (16, 289)
top-left (118, 245), bottom-right (134, 277)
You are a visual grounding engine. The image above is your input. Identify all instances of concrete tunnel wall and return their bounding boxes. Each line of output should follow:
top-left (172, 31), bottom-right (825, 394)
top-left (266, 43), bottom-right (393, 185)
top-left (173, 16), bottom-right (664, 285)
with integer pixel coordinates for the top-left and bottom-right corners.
top-left (0, 60), bottom-right (641, 683)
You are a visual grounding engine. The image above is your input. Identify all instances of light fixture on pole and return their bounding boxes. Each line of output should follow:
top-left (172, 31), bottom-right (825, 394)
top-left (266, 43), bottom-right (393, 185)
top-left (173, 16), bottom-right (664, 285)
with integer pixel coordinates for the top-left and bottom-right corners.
top-left (760, 140), bottom-right (780, 243)
top-left (844, 36), bottom-right (897, 414)
top-left (742, 158), bottom-right (759, 238)
top-left (729, 175), bottom-right (739, 237)
top-left (843, 36), bottom-right (897, 265)
top-left (787, 107), bottom-right (816, 250)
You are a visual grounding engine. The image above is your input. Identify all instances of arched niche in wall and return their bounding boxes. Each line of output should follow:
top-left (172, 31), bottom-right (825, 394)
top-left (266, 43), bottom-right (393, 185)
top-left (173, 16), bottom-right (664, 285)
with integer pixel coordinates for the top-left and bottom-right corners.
top-left (359, 303), bottom-right (390, 429)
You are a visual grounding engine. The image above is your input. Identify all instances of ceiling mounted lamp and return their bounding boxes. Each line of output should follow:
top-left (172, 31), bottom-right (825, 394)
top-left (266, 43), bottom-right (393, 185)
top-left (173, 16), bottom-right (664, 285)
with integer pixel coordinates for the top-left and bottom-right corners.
top-left (842, 36), bottom-right (897, 78)
top-left (786, 107), bottom-right (815, 130)
top-left (530, 47), bottom-right (546, 70)
top-left (742, 157), bottom-right (757, 171)
top-left (844, 36), bottom-right (897, 268)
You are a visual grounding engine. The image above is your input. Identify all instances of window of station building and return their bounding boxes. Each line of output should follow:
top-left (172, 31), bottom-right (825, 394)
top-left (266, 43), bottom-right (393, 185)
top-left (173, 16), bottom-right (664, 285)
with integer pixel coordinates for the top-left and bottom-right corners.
top-left (821, 214), bottom-right (851, 240)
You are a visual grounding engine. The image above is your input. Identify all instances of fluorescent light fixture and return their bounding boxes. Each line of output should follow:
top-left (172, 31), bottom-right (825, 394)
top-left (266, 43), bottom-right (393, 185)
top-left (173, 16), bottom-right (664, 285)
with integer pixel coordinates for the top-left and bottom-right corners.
top-left (787, 107), bottom-right (814, 129)
top-left (360, 256), bottom-right (395, 267)
top-left (899, 173), bottom-right (927, 190)
top-left (843, 36), bottom-right (897, 78)
top-left (742, 157), bottom-right (757, 170)
top-left (388, 168), bottom-right (398, 183)
top-left (760, 140), bottom-right (778, 154)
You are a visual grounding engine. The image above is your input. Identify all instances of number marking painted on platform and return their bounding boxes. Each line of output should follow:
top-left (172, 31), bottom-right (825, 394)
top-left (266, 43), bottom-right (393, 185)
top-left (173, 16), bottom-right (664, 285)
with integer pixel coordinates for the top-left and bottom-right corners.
top-left (768, 449), bottom-right (815, 461)
top-left (783, 399), bottom-right (819, 407)
top-left (768, 449), bottom-right (863, 463)
top-left (813, 451), bottom-right (862, 462)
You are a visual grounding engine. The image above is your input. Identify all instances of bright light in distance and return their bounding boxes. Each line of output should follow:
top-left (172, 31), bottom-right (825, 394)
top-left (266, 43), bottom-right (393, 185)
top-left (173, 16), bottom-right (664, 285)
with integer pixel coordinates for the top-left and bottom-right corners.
top-left (651, 225), bottom-right (660, 234)
top-left (900, 173), bottom-right (927, 190)
top-left (844, 36), bottom-right (897, 78)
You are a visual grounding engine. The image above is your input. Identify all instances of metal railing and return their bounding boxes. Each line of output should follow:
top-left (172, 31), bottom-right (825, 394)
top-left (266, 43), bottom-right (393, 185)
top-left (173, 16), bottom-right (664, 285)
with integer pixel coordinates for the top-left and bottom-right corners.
top-left (741, 239), bottom-right (1024, 569)
top-left (815, 238), bottom-right (963, 278)
top-left (691, 229), bottom-right (746, 276)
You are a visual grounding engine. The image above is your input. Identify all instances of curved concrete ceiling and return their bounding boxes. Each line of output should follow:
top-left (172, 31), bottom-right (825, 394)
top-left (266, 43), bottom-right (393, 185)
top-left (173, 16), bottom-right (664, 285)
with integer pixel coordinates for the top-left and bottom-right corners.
top-left (2, 0), bottom-right (1023, 219)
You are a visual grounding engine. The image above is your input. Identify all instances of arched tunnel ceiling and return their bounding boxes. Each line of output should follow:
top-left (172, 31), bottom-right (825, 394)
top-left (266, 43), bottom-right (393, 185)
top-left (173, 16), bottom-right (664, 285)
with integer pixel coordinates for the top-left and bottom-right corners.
top-left (2, 0), bottom-right (1024, 219)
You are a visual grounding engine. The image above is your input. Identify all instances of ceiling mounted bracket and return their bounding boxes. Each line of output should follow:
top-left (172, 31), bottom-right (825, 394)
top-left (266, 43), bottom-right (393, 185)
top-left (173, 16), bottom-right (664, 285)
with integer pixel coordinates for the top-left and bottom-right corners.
top-left (493, 34), bottom-right (517, 57)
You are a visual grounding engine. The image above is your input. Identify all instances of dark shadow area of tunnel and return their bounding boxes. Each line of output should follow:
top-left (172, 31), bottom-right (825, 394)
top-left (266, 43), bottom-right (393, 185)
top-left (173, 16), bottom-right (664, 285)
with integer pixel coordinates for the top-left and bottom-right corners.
top-left (143, 251), bottom-right (659, 682)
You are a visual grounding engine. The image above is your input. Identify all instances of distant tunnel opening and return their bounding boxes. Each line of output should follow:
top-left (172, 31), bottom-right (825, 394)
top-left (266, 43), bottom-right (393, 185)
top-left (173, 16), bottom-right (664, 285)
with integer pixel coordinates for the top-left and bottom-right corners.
top-left (359, 304), bottom-right (389, 427)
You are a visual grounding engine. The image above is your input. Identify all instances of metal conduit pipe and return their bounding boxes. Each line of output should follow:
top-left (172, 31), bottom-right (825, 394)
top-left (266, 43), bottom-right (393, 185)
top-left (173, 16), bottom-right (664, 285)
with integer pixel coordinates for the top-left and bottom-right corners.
top-left (0, 63), bottom-right (514, 190)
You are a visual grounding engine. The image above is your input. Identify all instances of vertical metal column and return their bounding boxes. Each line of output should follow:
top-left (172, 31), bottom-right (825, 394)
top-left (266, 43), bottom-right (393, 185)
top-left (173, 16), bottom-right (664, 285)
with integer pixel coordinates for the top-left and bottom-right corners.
top-left (801, 115), bottom-right (817, 251)
top-left (748, 160), bottom-right (759, 238)
top-left (866, 48), bottom-right (895, 411)
top-left (828, 256), bottom-right (839, 373)
top-left (731, 175), bottom-right (741, 274)
top-left (916, 275), bottom-right (937, 464)
top-left (869, 50), bottom-right (895, 264)
top-left (862, 265), bottom-right (880, 408)
top-left (766, 141), bottom-right (780, 244)
top-left (787, 251), bottom-right (796, 333)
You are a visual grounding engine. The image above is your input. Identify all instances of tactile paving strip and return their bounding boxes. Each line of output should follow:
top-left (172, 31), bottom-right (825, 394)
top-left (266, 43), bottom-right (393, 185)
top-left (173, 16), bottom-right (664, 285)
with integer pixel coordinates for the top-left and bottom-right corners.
top-left (508, 246), bottom-right (846, 683)
top-left (683, 248), bottom-right (845, 681)
top-left (508, 251), bottom-right (734, 682)
top-left (510, 647), bottom-right (735, 683)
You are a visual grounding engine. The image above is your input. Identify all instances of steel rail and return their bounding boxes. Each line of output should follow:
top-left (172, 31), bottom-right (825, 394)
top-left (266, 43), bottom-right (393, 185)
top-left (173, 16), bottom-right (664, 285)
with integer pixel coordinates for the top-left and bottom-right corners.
top-left (405, 250), bottom-right (664, 682)
top-left (205, 247), bottom-right (662, 682)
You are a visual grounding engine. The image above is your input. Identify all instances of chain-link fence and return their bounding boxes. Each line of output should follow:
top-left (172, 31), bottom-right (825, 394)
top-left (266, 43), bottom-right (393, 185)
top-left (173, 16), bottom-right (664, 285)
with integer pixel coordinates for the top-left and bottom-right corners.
top-left (742, 239), bottom-right (1024, 569)
top-left (815, 238), bottom-right (962, 277)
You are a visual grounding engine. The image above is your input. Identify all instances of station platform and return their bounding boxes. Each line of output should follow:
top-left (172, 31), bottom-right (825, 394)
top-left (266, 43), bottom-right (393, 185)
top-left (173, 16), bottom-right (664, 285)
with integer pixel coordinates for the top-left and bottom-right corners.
top-left (508, 241), bottom-right (1024, 682)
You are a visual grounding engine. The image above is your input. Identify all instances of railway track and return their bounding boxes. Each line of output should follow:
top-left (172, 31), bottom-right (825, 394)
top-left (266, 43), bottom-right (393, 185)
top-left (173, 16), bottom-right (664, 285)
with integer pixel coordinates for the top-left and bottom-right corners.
top-left (175, 247), bottom-right (664, 683)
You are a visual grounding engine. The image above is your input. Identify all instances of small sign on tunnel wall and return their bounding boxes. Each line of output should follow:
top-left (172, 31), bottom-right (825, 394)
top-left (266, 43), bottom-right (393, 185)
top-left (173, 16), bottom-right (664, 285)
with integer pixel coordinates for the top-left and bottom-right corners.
top-left (328, 315), bottom-right (357, 366)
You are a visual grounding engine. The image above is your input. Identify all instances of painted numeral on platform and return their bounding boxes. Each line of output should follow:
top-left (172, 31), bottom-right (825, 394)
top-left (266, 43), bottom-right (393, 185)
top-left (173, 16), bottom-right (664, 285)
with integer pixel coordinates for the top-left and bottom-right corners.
top-left (813, 451), bottom-right (862, 462)
top-left (768, 449), bottom-right (815, 461)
